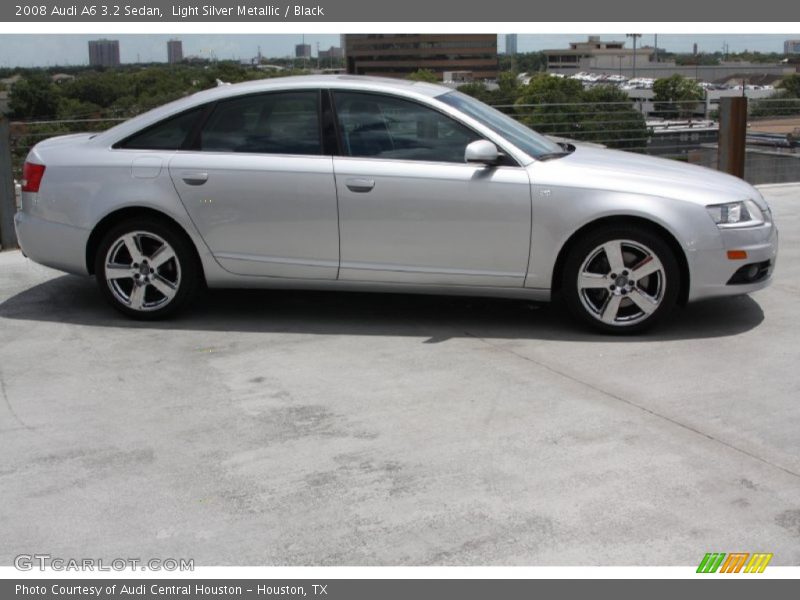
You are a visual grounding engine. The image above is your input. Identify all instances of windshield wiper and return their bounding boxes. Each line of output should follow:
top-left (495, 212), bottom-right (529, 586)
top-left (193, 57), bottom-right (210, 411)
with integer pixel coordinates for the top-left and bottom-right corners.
top-left (537, 142), bottom-right (575, 161)
top-left (536, 151), bottom-right (571, 161)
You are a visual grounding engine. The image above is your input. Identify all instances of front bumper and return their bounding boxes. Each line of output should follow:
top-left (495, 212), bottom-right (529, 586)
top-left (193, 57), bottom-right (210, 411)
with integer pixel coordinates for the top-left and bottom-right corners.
top-left (687, 219), bottom-right (778, 302)
top-left (14, 211), bottom-right (90, 276)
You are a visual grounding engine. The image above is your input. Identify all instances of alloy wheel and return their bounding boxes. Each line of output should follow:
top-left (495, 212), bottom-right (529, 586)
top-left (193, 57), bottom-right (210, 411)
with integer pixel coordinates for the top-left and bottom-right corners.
top-left (576, 239), bottom-right (666, 327)
top-left (103, 231), bottom-right (182, 312)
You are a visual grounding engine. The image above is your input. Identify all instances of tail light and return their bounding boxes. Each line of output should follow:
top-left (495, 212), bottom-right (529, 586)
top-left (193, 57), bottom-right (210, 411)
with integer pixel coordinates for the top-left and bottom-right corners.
top-left (22, 162), bottom-right (46, 193)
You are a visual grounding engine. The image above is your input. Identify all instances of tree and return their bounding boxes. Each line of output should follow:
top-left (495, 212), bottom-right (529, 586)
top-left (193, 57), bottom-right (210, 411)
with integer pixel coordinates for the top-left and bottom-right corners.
top-left (512, 75), bottom-right (649, 150)
top-left (56, 97), bottom-right (102, 119)
top-left (514, 75), bottom-right (585, 139)
top-left (652, 75), bottom-right (704, 118)
top-left (457, 72), bottom-right (519, 106)
top-left (456, 82), bottom-right (493, 103)
top-left (750, 76), bottom-right (800, 118)
top-left (778, 74), bottom-right (800, 98)
top-left (499, 52), bottom-right (546, 75)
top-left (578, 85), bottom-right (649, 149)
top-left (8, 72), bottom-right (60, 119)
top-left (406, 69), bottom-right (438, 83)
top-left (492, 71), bottom-right (520, 105)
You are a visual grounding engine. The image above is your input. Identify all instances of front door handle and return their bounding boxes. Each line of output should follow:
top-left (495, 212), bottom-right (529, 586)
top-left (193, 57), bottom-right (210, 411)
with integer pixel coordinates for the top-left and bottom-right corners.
top-left (181, 171), bottom-right (208, 186)
top-left (345, 178), bottom-right (375, 193)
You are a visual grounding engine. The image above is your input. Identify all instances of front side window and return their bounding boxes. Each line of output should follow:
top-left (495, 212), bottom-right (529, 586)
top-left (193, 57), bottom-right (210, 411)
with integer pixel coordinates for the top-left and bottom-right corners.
top-left (199, 91), bottom-right (322, 155)
top-left (117, 107), bottom-right (204, 150)
top-left (333, 91), bottom-right (480, 163)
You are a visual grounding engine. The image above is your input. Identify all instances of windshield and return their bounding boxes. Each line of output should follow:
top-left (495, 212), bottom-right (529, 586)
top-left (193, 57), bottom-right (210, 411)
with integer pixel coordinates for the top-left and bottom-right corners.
top-left (436, 90), bottom-right (564, 160)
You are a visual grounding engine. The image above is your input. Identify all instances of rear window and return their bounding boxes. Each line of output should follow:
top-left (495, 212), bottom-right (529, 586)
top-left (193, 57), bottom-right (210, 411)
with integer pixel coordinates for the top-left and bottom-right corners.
top-left (116, 107), bottom-right (204, 150)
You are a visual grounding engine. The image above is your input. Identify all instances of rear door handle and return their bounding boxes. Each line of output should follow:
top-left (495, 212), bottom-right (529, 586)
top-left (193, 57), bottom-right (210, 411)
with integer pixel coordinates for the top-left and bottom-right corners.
top-left (181, 171), bottom-right (208, 186)
top-left (345, 178), bottom-right (375, 193)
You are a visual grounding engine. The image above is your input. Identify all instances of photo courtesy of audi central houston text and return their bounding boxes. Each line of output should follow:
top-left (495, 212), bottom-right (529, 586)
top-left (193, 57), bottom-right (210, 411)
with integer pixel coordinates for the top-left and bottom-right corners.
top-left (13, 74), bottom-right (779, 333)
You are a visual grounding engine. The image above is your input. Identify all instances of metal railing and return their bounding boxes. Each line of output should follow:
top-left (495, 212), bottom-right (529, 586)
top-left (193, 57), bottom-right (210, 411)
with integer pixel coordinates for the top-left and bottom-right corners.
top-left (7, 116), bottom-right (127, 178)
top-left (6, 97), bottom-right (800, 171)
top-left (492, 98), bottom-right (800, 159)
top-left (2, 96), bottom-right (799, 247)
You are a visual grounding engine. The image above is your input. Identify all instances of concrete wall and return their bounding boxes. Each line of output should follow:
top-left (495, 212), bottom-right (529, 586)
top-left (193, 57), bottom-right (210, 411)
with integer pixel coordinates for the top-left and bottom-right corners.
top-left (552, 63), bottom-right (794, 81)
top-left (689, 146), bottom-right (800, 185)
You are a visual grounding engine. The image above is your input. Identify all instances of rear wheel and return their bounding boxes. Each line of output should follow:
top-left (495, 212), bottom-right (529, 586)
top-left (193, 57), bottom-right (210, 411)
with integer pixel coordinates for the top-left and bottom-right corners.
top-left (94, 217), bottom-right (199, 319)
top-left (562, 226), bottom-right (680, 334)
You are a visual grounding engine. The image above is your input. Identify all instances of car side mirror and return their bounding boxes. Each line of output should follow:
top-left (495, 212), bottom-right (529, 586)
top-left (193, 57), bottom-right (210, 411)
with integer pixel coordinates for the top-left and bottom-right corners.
top-left (465, 140), bottom-right (500, 165)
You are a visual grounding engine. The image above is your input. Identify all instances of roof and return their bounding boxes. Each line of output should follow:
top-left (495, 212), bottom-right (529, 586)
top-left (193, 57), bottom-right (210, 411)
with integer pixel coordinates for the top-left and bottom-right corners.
top-left (189, 74), bottom-right (449, 103)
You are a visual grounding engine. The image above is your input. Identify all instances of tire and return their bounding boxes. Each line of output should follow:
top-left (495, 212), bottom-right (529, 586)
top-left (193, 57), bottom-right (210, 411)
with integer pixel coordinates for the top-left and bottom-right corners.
top-left (561, 225), bottom-right (680, 334)
top-left (94, 217), bottom-right (200, 319)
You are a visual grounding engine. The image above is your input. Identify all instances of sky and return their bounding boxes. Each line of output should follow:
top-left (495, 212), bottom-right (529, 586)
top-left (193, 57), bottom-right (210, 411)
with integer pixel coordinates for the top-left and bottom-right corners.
top-left (0, 33), bottom-right (798, 68)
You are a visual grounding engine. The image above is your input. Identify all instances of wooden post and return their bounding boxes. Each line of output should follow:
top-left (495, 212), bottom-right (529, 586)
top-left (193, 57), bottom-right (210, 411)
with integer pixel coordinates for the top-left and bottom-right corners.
top-left (718, 96), bottom-right (747, 179)
top-left (0, 116), bottom-right (18, 249)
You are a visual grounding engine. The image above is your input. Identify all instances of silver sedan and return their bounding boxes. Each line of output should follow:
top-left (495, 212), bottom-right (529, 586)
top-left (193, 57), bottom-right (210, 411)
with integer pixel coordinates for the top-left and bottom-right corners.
top-left (14, 75), bottom-right (778, 333)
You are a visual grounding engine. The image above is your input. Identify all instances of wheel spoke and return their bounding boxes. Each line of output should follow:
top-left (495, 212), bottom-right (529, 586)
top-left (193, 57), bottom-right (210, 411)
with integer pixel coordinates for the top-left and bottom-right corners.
top-left (150, 275), bottom-right (177, 300)
top-left (600, 294), bottom-right (623, 324)
top-left (122, 234), bottom-right (144, 264)
top-left (578, 272), bottom-right (608, 289)
top-left (602, 241), bottom-right (626, 274)
top-left (149, 243), bottom-right (176, 269)
top-left (106, 263), bottom-right (133, 280)
top-left (630, 255), bottom-right (663, 281)
top-left (628, 289), bottom-right (659, 315)
top-left (128, 284), bottom-right (146, 310)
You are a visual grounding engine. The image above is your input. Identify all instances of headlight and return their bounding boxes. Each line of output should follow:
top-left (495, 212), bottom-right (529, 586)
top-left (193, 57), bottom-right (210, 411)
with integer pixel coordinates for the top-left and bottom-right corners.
top-left (706, 200), bottom-right (765, 228)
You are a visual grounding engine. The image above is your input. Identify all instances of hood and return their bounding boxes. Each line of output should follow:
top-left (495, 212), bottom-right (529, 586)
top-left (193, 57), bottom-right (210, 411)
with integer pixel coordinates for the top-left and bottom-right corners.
top-left (531, 145), bottom-right (766, 209)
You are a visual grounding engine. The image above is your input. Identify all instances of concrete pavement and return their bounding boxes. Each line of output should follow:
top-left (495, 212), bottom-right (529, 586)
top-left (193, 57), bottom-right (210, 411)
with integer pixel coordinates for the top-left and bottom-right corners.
top-left (0, 185), bottom-right (798, 566)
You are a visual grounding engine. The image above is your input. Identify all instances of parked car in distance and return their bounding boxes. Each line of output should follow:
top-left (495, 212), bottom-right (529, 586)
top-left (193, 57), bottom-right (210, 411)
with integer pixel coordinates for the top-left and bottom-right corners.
top-left (15, 75), bottom-right (778, 333)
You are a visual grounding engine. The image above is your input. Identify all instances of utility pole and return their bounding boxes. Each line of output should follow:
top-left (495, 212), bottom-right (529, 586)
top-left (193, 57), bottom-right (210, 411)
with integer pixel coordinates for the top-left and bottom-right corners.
top-left (718, 96), bottom-right (747, 178)
top-left (627, 33), bottom-right (642, 79)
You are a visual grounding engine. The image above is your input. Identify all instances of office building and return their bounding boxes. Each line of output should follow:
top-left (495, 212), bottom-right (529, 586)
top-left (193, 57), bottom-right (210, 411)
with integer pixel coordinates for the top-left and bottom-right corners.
top-left (785, 40), bottom-right (800, 54)
top-left (318, 46), bottom-right (344, 60)
top-left (543, 36), bottom-right (654, 72)
top-left (167, 39), bottom-right (183, 64)
top-left (88, 39), bottom-right (120, 67)
top-left (295, 44), bottom-right (312, 59)
top-left (342, 34), bottom-right (498, 80)
top-left (505, 34), bottom-right (518, 56)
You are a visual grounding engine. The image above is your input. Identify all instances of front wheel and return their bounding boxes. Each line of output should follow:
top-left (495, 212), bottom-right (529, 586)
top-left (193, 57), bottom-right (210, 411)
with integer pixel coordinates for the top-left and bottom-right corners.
top-left (562, 226), bottom-right (681, 334)
top-left (94, 217), bottom-right (199, 319)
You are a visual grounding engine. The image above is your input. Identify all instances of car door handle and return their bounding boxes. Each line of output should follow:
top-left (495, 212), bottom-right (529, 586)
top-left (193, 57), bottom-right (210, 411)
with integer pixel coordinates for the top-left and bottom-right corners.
top-left (181, 171), bottom-right (208, 186)
top-left (345, 178), bottom-right (375, 193)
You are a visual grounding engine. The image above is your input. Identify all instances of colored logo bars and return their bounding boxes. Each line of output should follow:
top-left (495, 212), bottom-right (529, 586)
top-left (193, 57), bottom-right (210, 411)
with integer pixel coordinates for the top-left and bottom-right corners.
top-left (697, 553), bottom-right (773, 573)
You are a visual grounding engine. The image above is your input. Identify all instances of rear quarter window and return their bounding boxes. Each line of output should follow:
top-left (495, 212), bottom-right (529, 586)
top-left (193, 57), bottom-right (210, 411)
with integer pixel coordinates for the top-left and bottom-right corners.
top-left (115, 107), bottom-right (205, 150)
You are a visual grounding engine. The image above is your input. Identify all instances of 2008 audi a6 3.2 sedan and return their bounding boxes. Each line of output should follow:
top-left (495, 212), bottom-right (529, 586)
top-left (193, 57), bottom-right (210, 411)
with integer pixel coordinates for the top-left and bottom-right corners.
top-left (15, 75), bottom-right (778, 333)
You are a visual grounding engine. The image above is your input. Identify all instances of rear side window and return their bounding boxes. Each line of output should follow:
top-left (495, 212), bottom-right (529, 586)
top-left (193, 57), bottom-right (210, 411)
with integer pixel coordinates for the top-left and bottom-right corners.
top-left (117, 107), bottom-right (204, 150)
top-left (199, 91), bottom-right (322, 155)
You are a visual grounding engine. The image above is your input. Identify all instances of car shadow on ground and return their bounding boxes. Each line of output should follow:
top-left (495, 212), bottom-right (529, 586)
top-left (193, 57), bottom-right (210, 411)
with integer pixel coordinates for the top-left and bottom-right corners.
top-left (0, 274), bottom-right (764, 343)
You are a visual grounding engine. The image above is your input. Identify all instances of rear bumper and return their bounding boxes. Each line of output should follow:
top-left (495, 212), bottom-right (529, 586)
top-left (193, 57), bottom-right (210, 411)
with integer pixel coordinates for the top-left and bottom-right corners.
top-left (14, 211), bottom-right (90, 276)
top-left (687, 220), bottom-right (778, 302)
